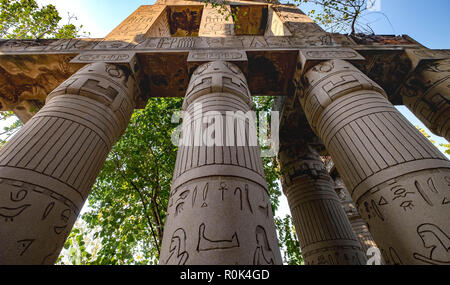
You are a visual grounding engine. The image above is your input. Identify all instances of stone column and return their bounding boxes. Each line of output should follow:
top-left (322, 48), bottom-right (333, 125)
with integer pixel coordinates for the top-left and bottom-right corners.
top-left (0, 62), bottom-right (137, 265)
top-left (400, 58), bottom-right (450, 141)
top-left (333, 173), bottom-right (382, 261)
top-left (298, 59), bottom-right (450, 265)
top-left (278, 144), bottom-right (367, 265)
top-left (159, 61), bottom-right (282, 265)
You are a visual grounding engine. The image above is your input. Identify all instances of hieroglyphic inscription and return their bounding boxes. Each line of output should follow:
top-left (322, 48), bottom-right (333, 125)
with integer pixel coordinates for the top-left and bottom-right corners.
top-left (299, 59), bottom-right (450, 264)
top-left (159, 61), bottom-right (282, 265)
top-left (105, 5), bottom-right (166, 42)
top-left (199, 6), bottom-right (234, 37)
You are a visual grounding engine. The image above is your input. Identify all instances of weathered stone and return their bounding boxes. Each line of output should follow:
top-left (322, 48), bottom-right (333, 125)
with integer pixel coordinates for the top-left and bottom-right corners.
top-left (159, 61), bottom-right (282, 265)
top-left (298, 59), bottom-right (450, 265)
top-left (400, 53), bottom-right (450, 141)
top-left (0, 62), bottom-right (137, 264)
top-left (278, 143), bottom-right (367, 265)
top-left (105, 5), bottom-right (168, 42)
top-left (265, 6), bottom-right (292, 37)
top-left (332, 172), bottom-right (383, 263)
top-left (0, 0), bottom-right (449, 266)
top-left (199, 4), bottom-right (235, 37)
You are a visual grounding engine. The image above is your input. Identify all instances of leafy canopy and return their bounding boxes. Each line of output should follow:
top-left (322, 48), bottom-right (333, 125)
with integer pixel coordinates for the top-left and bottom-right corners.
top-left (0, 0), bottom-right (87, 39)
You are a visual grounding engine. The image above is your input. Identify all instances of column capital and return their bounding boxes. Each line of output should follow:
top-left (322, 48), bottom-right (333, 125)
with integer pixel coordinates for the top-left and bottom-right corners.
top-left (184, 61), bottom-right (252, 109)
top-left (278, 143), bottom-right (330, 189)
top-left (46, 62), bottom-right (138, 139)
top-left (277, 135), bottom-right (367, 265)
top-left (399, 56), bottom-right (450, 140)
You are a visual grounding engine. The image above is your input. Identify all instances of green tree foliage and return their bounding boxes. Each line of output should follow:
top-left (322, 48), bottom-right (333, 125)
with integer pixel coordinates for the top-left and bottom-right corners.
top-left (417, 127), bottom-right (450, 156)
top-left (0, 0), bottom-right (88, 149)
top-left (58, 96), bottom-right (303, 265)
top-left (0, 0), bottom-right (87, 39)
top-left (58, 98), bottom-right (182, 265)
top-left (0, 111), bottom-right (23, 148)
top-left (275, 216), bottom-right (303, 265)
top-left (296, 0), bottom-right (375, 34)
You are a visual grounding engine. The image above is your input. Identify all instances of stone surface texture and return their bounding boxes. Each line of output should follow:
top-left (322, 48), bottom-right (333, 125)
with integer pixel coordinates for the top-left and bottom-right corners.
top-left (333, 174), bottom-right (381, 260)
top-left (298, 59), bottom-right (450, 265)
top-left (0, 0), bottom-right (449, 265)
top-left (278, 143), bottom-right (367, 265)
top-left (0, 62), bottom-right (137, 264)
top-left (159, 61), bottom-right (282, 265)
top-left (400, 55), bottom-right (450, 141)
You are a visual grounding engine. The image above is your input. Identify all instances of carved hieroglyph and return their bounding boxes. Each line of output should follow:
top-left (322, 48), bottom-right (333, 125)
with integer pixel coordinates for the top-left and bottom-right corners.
top-left (105, 5), bottom-right (167, 42)
top-left (278, 144), bottom-right (367, 265)
top-left (199, 5), bottom-right (235, 37)
top-left (334, 175), bottom-right (382, 260)
top-left (0, 62), bottom-right (137, 265)
top-left (400, 57), bottom-right (450, 141)
top-left (298, 59), bottom-right (450, 265)
top-left (159, 61), bottom-right (282, 265)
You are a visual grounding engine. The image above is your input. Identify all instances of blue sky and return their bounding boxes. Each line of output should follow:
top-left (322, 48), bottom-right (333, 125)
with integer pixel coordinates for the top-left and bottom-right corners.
top-left (37, 0), bottom-right (450, 49)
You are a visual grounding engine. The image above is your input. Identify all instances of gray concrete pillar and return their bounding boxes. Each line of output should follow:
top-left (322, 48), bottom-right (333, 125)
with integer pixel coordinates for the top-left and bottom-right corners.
top-left (278, 144), bottom-right (367, 265)
top-left (400, 58), bottom-right (450, 141)
top-left (298, 59), bottom-right (450, 265)
top-left (0, 62), bottom-right (137, 264)
top-left (333, 173), bottom-right (383, 263)
top-left (159, 61), bottom-right (282, 265)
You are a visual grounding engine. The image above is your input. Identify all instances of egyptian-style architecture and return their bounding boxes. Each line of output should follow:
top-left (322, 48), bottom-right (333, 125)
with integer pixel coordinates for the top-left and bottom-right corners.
top-left (0, 0), bottom-right (449, 265)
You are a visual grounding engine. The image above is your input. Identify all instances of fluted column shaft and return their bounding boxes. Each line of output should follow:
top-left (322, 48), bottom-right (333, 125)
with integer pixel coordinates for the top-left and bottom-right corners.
top-left (159, 61), bottom-right (282, 265)
top-left (334, 175), bottom-right (382, 262)
top-left (400, 59), bottom-right (450, 141)
top-left (0, 62), bottom-right (137, 265)
top-left (298, 59), bottom-right (450, 265)
top-left (279, 144), bottom-right (367, 265)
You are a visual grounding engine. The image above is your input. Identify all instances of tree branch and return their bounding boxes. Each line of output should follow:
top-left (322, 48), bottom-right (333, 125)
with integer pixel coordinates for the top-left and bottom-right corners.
top-left (112, 152), bottom-right (161, 255)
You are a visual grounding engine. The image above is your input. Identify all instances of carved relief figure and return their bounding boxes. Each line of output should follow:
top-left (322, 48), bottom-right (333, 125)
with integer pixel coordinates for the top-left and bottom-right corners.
top-left (197, 223), bottom-right (240, 252)
top-left (253, 226), bottom-right (275, 265)
top-left (413, 224), bottom-right (450, 265)
top-left (165, 228), bottom-right (189, 265)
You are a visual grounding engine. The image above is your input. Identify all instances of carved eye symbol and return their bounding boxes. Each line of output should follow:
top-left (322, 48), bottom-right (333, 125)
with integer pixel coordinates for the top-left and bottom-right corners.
top-left (10, 190), bottom-right (28, 202)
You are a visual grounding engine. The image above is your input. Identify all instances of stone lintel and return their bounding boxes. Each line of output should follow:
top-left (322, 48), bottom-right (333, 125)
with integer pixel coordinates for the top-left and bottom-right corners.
top-left (0, 36), bottom-right (422, 55)
top-left (299, 48), bottom-right (365, 73)
top-left (187, 50), bottom-right (248, 62)
top-left (405, 48), bottom-right (450, 70)
top-left (0, 38), bottom-right (430, 113)
top-left (71, 51), bottom-right (137, 64)
top-left (187, 50), bottom-right (248, 75)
